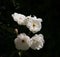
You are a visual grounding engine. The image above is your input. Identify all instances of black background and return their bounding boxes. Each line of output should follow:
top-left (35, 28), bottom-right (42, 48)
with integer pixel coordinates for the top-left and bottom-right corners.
top-left (0, 0), bottom-right (60, 57)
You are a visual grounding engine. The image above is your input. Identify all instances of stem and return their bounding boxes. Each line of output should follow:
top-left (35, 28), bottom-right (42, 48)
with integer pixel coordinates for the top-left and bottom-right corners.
top-left (18, 52), bottom-right (21, 57)
top-left (12, 0), bottom-right (16, 7)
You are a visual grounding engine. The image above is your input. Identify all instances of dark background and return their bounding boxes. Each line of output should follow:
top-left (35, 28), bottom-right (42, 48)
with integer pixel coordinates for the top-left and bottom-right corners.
top-left (0, 0), bottom-right (60, 57)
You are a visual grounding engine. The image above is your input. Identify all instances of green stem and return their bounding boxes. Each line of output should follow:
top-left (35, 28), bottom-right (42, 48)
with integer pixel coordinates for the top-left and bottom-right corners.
top-left (18, 52), bottom-right (21, 57)
top-left (12, 0), bottom-right (16, 7)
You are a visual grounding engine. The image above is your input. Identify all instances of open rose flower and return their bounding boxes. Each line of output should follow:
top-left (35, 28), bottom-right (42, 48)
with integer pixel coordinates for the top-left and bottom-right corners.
top-left (12, 13), bottom-right (26, 25)
top-left (25, 16), bottom-right (42, 33)
top-left (30, 34), bottom-right (45, 50)
top-left (14, 33), bottom-right (31, 50)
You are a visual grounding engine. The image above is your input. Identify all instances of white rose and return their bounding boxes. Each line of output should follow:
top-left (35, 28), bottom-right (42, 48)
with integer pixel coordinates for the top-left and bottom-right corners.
top-left (12, 13), bottom-right (26, 25)
top-left (14, 33), bottom-right (31, 50)
top-left (26, 16), bottom-right (42, 33)
top-left (30, 34), bottom-right (45, 50)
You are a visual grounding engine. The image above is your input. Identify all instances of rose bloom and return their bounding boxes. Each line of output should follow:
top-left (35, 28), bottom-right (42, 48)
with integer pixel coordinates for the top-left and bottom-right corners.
top-left (30, 34), bottom-right (45, 50)
top-left (12, 13), bottom-right (26, 25)
top-left (14, 33), bottom-right (31, 50)
top-left (25, 16), bottom-right (42, 33)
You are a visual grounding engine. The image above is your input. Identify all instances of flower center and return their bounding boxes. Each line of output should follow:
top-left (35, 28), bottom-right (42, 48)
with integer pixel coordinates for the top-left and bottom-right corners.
top-left (33, 23), bottom-right (36, 27)
top-left (22, 40), bottom-right (25, 43)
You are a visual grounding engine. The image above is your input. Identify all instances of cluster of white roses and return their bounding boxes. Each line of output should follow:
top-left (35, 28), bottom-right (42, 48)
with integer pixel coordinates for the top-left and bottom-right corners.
top-left (12, 13), bottom-right (45, 50)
